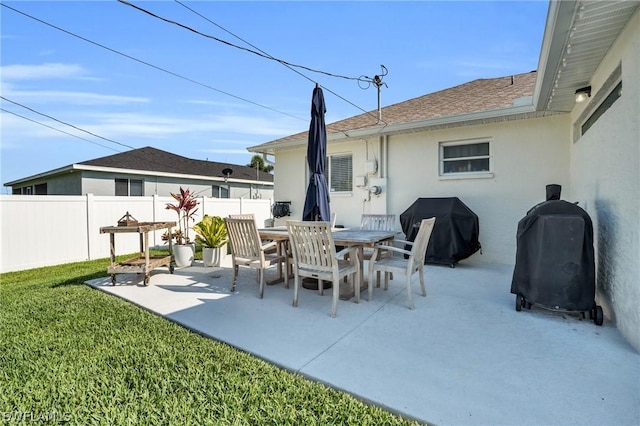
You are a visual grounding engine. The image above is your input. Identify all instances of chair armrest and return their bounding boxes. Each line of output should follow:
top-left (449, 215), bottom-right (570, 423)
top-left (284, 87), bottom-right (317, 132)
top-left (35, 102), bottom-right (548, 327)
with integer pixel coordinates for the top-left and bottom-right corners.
top-left (336, 246), bottom-right (358, 259)
top-left (373, 244), bottom-right (411, 257)
top-left (261, 240), bottom-right (278, 251)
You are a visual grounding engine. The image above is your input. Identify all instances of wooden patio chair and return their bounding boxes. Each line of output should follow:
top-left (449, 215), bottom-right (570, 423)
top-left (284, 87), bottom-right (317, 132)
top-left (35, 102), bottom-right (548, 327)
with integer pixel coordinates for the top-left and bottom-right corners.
top-left (228, 213), bottom-right (255, 220)
top-left (360, 214), bottom-right (397, 285)
top-left (224, 217), bottom-right (289, 298)
top-left (369, 217), bottom-right (436, 309)
top-left (286, 220), bottom-right (360, 318)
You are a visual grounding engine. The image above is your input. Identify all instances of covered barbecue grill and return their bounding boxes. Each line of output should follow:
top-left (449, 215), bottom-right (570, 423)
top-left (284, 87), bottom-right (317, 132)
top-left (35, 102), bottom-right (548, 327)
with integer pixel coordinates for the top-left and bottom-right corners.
top-left (510, 185), bottom-right (603, 325)
top-left (400, 197), bottom-right (481, 267)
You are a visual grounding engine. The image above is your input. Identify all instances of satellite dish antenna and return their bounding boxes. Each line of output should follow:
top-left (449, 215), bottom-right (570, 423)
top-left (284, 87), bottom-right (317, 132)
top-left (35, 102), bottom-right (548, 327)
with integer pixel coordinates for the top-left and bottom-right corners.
top-left (222, 168), bottom-right (233, 183)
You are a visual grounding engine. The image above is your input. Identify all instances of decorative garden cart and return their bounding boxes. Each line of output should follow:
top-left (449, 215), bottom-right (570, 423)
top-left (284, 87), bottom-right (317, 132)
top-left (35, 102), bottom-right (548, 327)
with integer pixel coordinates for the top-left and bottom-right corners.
top-left (100, 213), bottom-right (176, 285)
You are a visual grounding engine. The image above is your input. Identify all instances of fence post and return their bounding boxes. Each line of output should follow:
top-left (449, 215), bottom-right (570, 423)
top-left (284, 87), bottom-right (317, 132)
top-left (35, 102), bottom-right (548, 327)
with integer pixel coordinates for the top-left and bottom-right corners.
top-left (86, 193), bottom-right (94, 260)
top-left (152, 194), bottom-right (158, 247)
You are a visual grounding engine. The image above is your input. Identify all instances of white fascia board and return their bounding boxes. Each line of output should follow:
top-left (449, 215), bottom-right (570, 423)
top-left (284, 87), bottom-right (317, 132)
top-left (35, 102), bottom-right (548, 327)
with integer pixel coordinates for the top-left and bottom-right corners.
top-left (10, 164), bottom-right (272, 187)
top-left (249, 105), bottom-right (539, 155)
top-left (3, 164), bottom-right (75, 186)
top-left (77, 165), bottom-right (273, 186)
top-left (373, 104), bottom-right (538, 135)
top-left (532, 0), bottom-right (577, 111)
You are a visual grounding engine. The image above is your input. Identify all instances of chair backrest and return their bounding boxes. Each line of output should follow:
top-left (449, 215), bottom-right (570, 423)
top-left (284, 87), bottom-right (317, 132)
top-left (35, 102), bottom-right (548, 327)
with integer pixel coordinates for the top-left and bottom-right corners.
top-left (229, 213), bottom-right (255, 220)
top-left (361, 214), bottom-right (396, 231)
top-left (224, 217), bottom-right (263, 259)
top-left (411, 218), bottom-right (436, 265)
top-left (286, 220), bottom-right (337, 273)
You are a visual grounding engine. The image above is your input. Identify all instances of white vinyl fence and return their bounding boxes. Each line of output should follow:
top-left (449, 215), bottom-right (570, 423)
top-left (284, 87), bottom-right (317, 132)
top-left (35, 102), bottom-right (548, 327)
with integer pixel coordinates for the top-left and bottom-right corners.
top-left (0, 195), bottom-right (272, 273)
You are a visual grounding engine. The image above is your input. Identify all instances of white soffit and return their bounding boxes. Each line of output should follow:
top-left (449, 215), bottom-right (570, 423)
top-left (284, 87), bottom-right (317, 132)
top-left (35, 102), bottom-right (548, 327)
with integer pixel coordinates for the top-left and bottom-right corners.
top-left (537, 0), bottom-right (638, 112)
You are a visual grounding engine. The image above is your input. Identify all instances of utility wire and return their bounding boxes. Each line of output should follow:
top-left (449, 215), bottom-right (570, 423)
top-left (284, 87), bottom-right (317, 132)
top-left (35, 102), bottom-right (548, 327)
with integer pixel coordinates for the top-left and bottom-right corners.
top-left (1, 96), bottom-right (137, 150)
top-left (0, 100), bottom-right (233, 177)
top-left (120, 0), bottom-right (372, 83)
top-left (0, 108), bottom-right (122, 153)
top-left (1, 3), bottom-right (306, 123)
top-left (173, 0), bottom-right (388, 128)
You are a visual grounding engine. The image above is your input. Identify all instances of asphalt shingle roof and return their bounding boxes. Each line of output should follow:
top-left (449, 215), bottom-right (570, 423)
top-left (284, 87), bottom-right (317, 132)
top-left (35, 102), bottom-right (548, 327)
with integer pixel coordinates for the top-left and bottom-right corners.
top-left (80, 146), bottom-right (273, 183)
top-left (272, 71), bottom-right (537, 144)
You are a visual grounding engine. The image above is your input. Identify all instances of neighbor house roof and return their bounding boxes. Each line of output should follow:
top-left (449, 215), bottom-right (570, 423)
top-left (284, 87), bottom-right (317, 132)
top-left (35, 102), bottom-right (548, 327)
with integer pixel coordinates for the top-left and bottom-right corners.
top-left (249, 71), bottom-right (544, 154)
top-left (5, 146), bottom-right (272, 186)
top-left (80, 147), bottom-right (273, 182)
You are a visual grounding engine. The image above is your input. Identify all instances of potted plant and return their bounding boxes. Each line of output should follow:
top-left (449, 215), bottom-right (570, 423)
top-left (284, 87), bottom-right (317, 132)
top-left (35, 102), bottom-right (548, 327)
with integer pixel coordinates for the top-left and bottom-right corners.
top-left (165, 187), bottom-right (199, 267)
top-left (193, 215), bottom-right (228, 267)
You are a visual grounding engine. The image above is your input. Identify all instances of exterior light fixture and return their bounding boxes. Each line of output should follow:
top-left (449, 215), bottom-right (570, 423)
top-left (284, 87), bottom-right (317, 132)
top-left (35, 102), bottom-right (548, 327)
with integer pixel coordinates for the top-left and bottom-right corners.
top-left (222, 168), bottom-right (233, 183)
top-left (575, 86), bottom-right (591, 103)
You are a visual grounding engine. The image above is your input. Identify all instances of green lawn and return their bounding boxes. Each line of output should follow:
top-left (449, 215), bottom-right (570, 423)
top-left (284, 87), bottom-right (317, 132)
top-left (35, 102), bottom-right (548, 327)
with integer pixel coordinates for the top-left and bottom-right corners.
top-left (1, 256), bottom-right (423, 425)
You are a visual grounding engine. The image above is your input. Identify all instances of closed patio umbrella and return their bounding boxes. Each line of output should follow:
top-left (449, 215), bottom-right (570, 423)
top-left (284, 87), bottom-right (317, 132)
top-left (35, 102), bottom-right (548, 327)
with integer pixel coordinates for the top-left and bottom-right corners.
top-left (302, 84), bottom-right (331, 290)
top-left (302, 84), bottom-right (331, 222)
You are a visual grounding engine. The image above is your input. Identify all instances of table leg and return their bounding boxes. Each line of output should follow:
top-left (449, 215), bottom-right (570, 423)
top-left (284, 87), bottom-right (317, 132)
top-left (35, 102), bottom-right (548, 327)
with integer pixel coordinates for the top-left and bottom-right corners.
top-left (339, 246), bottom-right (367, 301)
top-left (109, 233), bottom-right (116, 266)
top-left (144, 231), bottom-right (150, 284)
top-left (266, 240), bottom-right (287, 285)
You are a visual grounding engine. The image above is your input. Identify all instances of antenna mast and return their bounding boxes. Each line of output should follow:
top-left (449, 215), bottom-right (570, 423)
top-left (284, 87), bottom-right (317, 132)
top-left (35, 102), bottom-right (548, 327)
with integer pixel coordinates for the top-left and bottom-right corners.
top-left (373, 65), bottom-right (388, 123)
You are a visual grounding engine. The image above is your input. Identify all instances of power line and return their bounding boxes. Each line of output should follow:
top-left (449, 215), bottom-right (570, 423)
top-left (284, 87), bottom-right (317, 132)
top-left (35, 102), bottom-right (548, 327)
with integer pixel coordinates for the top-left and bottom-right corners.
top-left (0, 108), bottom-right (122, 153)
top-left (120, 0), bottom-right (373, 83)
top-left (3, 1), bottom-right (388, 144)
top-left (1, 3), bottom-right (307, 123)
top-left (174, 0), bottom-right (312, 83)
top-left (0, 100), bottom-right (227, 177)
top-left (1, 96), bottom-right (137, 150)
top-left (172, 1), bottom-right (389, 128)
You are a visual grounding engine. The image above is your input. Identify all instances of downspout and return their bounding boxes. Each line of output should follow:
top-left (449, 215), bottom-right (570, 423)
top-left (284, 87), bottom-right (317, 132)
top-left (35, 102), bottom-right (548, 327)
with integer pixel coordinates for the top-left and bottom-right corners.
top-left (381, 134), bottom-right (388, 178)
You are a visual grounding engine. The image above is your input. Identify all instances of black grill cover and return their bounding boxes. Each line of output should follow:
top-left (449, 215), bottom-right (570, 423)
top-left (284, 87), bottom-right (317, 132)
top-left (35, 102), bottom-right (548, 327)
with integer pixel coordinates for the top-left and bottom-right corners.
top-left (510, 200), bottom-right (595, 311)
top-left (400, 197), bottom-right (481, 265)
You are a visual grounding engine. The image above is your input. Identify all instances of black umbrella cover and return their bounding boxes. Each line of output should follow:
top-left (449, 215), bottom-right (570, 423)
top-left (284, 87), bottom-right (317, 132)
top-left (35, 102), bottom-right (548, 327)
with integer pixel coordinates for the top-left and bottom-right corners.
top-left (303, 85), bottom-right (331, 222)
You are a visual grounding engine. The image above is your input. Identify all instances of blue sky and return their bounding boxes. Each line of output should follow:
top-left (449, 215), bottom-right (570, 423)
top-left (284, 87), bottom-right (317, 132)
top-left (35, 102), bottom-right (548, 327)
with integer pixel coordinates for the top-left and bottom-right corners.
top-left (0, 1), bottom-right (549, 188)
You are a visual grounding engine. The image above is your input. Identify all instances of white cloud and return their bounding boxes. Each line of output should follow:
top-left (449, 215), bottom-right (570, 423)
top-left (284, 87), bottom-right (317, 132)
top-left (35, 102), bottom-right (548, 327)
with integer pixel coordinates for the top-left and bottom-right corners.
top-left (70, 111), bottom-right (300, 141)
top-left (5, 89), bottom-right (148, 105)
top-left (1, 63), bottom-right (89, 80)
top-left (204, 148), bottom-right (253, 155)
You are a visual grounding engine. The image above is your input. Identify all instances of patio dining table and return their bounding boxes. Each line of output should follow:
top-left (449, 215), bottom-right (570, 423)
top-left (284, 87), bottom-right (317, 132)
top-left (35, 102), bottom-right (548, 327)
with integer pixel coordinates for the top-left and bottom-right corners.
top-left (258, 226), bottom-right (397, 299)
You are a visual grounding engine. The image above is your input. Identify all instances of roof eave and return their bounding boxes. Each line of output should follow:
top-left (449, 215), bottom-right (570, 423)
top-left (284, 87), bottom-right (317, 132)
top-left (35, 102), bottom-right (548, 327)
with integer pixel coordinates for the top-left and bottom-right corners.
top-left (4, 164), bottom-right (273, 187)
top-left (532, 0), bottom-right (578, 111)
top-left (4, 164), bottom-right (76, 186)
top-left (249, 104), bottom-right (541, 155)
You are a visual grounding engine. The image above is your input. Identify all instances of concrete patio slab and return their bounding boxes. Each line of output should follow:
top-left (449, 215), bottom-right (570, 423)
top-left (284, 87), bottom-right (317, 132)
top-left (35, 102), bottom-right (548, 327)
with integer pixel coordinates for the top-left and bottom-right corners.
top-left (86, 260), bottom-right (639, 426)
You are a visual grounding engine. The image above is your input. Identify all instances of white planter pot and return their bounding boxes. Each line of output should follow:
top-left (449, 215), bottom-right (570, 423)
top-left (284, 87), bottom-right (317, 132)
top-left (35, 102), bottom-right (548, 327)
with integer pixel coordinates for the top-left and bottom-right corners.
top-left (173, 244), bottom-right (194, 267)
top-left (202, 247), bottom-right (222, 267)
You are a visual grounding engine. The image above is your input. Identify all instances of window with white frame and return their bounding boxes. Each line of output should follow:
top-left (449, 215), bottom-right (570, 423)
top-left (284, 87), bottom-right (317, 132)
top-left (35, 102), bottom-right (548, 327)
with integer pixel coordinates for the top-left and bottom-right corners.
top-left (115, 178), bottom-right (143, 196)
top-left (328, 154), bottom-right (352, 192)
top-left (440, 140), bottom-right (491, 176)
top-left (305, 153), bottom-right (353, 192)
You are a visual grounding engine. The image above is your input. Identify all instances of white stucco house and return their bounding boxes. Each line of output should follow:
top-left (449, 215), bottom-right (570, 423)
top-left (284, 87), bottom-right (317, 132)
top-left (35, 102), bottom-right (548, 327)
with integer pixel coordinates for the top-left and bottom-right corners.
top-left (249, 1), bottom-right (640, 351)
top-left (4, 146), bottom-right (274, 200)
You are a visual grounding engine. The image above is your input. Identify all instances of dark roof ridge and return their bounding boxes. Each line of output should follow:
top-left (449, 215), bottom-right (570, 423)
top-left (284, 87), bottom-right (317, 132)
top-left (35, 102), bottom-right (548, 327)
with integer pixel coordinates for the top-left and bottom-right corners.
top-left (79, 146), bottom-right (273, 183)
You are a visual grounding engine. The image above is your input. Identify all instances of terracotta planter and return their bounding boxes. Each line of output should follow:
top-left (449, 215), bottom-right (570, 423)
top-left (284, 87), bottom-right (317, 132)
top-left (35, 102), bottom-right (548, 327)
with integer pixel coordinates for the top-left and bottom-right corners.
top-left (202, 247), bottom-right (222, 267)
top-left (173, 244), bottom-right (194, 267)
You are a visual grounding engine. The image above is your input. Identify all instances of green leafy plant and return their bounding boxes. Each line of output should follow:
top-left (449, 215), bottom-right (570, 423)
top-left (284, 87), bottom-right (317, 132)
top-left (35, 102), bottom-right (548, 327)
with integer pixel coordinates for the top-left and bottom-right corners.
top-left (165, 187), bottom-right (198, 244)
top-left (193, 215), bottom-right (228, 248)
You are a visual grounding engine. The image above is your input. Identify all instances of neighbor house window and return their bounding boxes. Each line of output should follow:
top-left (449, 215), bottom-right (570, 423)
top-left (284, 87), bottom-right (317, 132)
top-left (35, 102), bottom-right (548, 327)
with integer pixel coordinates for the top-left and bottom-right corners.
top-left (35, 183), bottom-right (47, 195)
top-left (328, 154), bottom-right (352, 192)
top-left (440, 140), bottom-right (491, 175)
top-left (212, 185), bottom-right (229, 198)
top-left (115, 178), bottom-right (143, 196)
